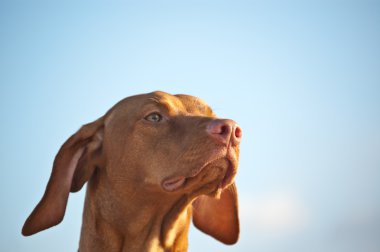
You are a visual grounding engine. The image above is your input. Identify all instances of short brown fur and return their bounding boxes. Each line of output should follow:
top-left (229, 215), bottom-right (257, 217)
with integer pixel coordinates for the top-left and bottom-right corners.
top-left (22, 91), bottom-right (242, 252)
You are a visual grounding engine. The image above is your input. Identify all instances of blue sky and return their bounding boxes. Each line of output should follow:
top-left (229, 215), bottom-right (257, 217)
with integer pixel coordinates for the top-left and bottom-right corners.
top-left (1, 0), bottom-right (379, 251)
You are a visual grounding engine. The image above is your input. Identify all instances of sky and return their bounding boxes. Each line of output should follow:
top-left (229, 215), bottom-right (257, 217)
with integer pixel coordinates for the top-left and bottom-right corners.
top-left (1, 0), bottom-right (379, 251)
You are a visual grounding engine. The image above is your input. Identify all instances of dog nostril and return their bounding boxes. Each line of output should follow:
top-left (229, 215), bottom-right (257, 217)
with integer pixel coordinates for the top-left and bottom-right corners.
top-left (235, 126), bottom-right (242, 139)
top-left (207, 119), bottom-right (237, 145)
top-left (220, 125), bottom-right (229, 135)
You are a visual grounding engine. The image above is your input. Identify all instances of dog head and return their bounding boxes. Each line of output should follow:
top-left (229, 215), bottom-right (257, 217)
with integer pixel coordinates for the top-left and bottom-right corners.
top-left (22, 91), bottom-right (242, 244)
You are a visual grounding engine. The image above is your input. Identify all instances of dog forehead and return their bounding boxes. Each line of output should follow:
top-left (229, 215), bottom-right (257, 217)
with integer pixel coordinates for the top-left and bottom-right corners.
top-left (138, 91), bottom-right (214, 116)
top-left (174, 94), bottom-right (214, 116)
top-left (106, 91), bottom-right (214, 122)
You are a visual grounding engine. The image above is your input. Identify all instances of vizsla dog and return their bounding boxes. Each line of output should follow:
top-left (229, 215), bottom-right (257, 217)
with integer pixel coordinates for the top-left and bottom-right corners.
top-left (22, 91), bottom-right (242, 251)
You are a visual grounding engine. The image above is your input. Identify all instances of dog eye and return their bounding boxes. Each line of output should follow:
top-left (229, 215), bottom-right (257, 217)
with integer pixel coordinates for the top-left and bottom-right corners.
top-left (145, 112), bottom-right (162, 122)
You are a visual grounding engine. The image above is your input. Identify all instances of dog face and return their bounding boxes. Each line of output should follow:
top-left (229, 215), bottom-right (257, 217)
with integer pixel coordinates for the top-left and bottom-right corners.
top-left (103, 91), bottom-right (241, 197)
top-left (22, 91), bottom-right (242, 245)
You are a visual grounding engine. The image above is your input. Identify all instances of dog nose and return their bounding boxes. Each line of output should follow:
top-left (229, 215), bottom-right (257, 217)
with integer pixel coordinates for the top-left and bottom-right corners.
top-left (207, 119), bottom-right (242, 146)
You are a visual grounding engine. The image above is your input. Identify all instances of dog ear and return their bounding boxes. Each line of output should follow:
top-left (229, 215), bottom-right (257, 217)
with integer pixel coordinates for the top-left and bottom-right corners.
top-left (22, 117), bottom-right (104, 236)
top-left (192, 183), bottom-right (239, 244)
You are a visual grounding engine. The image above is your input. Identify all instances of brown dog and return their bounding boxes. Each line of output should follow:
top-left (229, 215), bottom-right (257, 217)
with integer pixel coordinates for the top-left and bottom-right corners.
top-left (22, 91), bottom-right (242, 251)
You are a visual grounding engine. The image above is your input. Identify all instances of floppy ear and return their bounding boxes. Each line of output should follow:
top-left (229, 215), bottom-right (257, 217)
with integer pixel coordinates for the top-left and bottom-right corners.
top-left (22, 117), bottom-right (104, 236)
top-left (192, 183), bottom-right (239, 244)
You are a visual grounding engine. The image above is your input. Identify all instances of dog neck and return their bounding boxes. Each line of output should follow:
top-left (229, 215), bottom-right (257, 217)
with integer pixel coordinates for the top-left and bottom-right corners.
top-left (78, 173), bottom-right (193, 252)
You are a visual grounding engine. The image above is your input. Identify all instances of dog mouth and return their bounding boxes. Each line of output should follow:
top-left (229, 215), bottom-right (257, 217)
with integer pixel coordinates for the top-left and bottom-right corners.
top-left (220, 161), bottom-right (235, 189)
top-left (162, 176), bottom-right (186, 192)
top-left (162, 150), bottom-right (238, 192)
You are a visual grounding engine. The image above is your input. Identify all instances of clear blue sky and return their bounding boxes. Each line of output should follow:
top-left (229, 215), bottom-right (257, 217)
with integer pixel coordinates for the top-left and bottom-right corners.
top-left (1, 1), bottom-right (379, 251)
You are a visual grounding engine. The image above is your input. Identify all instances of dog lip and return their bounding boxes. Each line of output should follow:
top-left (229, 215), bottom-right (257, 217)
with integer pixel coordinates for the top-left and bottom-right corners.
top-left (188, 156), bottom-right (223, 179)
top-left (162, 176), bottom-right (186, 192)
top-left (187, 146), bottom-right (229, 177)
top-left (220, 160), bottom-right (236, 189)
top-left (220, 149), bottom-right (238, 189)
top-left (188, 162), bottom-right (211, 178)
top-left (162, 148), bottom-right (238, 192)
top-left (190, 149), bottom-right (238, 188)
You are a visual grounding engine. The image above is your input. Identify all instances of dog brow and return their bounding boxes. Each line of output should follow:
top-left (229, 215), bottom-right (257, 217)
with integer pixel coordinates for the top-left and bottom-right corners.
top-left (148, 97), bottom-right (160, 104)
top-left (147, 97), bottom-right (179, 114)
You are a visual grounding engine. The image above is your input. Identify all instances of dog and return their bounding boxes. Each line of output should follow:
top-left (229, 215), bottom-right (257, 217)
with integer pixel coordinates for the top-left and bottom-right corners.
top-left (22, 91), bottom-right (242, 251)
